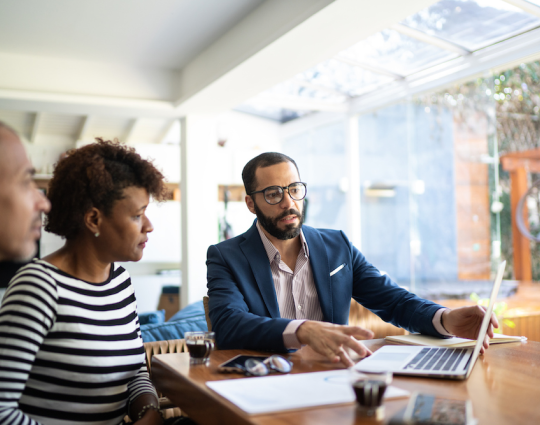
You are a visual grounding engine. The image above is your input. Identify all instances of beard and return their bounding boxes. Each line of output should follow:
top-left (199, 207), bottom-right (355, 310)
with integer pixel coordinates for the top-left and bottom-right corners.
top-left (253, 202), bottom-right (305, 240)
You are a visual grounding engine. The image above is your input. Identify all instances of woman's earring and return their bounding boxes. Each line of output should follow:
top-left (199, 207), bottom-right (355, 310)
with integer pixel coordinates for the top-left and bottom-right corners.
top-left (95, 232), bottom-right (100, 237)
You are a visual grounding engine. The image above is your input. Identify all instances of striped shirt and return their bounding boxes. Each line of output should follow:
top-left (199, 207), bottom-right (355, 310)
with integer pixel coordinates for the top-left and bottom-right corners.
top-left (0, 260), bottom-right (156, 425)
top-left (256, 222), bottom-right (323, 348)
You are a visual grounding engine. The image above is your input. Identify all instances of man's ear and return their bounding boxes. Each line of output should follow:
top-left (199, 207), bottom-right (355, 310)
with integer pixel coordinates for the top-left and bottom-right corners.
top-left (84, 207), bottom-right (102, 236)
top-left (245, 195), bottom-right (256, 215)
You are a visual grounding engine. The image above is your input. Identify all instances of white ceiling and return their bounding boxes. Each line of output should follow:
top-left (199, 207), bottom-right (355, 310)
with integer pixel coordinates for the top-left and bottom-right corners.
top-left (0, 0), bottom-right (441, 147)
top-left (0, 0), bottom-right (264, 69)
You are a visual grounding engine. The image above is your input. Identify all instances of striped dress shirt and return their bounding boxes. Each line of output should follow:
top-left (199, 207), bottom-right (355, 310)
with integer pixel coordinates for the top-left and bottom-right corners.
top-left (256, 222), bottom-right (323, 348)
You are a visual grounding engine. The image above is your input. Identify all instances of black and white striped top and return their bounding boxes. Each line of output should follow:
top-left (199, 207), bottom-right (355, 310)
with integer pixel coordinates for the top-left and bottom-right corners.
top-left (0, 260), bottom-right (157, 425)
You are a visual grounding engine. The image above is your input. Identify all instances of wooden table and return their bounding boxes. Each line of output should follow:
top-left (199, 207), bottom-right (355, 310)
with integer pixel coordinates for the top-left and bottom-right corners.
top-left (151, 339), bottom-right (540, 425)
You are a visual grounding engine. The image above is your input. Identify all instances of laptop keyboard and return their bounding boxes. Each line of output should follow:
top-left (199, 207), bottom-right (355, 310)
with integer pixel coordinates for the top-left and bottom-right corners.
top-left (404, 348), bottom-right (467, 372)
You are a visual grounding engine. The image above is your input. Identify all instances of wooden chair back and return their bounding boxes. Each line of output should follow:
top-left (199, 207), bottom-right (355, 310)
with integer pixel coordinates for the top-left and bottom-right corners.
top-left (203, 295), bottom-right (212, 332)
top-left (143, 338), bottom-right (186, 419)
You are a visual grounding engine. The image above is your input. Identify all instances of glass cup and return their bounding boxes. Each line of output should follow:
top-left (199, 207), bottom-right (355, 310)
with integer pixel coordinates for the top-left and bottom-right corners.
top-left (349, 370), bottom-right (392, 420)
top-left (185, 331), bottom-right (215, 365)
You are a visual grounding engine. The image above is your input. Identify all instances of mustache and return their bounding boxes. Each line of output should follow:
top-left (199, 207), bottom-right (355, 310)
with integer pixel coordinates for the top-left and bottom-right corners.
top-left (276, 209), bottom-right (301, 221)
top-left (31, 216), bottom-right (43, 228)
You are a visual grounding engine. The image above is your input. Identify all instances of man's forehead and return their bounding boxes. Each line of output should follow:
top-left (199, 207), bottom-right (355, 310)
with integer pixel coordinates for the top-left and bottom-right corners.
top-left (0, 129), bottom-right (31, 179)
top-left (254, 161), bottom-right (300, 187)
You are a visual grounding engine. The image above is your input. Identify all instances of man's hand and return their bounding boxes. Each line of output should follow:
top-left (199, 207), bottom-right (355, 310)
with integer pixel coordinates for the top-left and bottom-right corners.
top-left (442, 306), bottom-right (499, 353)
top-left (296, 321), bottom-right (374, 367)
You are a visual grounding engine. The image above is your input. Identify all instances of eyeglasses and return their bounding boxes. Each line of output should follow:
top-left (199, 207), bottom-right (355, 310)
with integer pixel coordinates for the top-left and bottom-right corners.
top-left (249, 182), bottom-right (307, 205)
top-left (244, 355), bottom-right (293, 376)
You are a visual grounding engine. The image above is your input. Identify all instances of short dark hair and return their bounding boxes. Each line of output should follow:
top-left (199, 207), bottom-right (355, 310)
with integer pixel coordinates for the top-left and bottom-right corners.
top-left (242, 152), bottom-right (299, 195)
top-left (45, 139), bottom-right (167, 239)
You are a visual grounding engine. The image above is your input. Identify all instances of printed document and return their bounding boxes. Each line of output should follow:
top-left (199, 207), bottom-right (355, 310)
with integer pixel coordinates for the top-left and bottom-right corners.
top-left (206, 369), bottom-right (409, 415)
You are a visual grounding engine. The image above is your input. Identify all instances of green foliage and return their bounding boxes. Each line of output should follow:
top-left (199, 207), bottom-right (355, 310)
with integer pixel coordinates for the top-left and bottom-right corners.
top-left (415, 60), bottom-right (540, 280)
top-left (469, 292), bottom-right (515, 333)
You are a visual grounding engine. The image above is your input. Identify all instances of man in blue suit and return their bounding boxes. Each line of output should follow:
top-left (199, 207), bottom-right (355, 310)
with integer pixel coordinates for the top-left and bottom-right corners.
top-left (207, 153), bottom-right (498, 366)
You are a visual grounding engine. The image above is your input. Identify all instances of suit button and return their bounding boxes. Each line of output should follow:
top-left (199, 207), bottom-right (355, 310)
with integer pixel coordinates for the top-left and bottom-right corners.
top-left (297, 305), bottom-right (302, 310)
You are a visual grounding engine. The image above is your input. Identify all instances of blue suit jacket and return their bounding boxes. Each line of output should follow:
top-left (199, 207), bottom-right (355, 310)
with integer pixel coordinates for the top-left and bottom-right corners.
top-left (206, 220), bottom-right (444, 351)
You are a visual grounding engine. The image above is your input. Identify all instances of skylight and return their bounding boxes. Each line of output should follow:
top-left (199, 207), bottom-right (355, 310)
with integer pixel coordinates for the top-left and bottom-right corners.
top-left (401, 0), bottom-right (540, 51)
top-left (236, 0), bottom-right (540, 122)
top-left (340, 28), bottom-right (457, 77)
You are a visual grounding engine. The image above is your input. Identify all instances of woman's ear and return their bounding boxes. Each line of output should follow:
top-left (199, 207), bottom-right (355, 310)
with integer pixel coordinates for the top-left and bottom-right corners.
top-left (84, 207), bottom-right (102, 236)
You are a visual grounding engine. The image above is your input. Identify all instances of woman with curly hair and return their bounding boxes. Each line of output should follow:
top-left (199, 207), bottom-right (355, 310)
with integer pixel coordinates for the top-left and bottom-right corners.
top-left (0, 139), bottom-right (168, 425)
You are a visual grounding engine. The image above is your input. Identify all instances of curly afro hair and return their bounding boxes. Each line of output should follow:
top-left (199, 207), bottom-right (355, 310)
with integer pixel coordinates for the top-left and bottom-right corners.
top-left (45, 139), bottom-right (167, 239)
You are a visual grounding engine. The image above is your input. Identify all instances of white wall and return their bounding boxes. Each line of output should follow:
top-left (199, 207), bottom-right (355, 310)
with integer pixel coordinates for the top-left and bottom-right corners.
top-left (213, 111), bottom-right (282, 238)
top-left (36, 110), bottom-right (282, 313)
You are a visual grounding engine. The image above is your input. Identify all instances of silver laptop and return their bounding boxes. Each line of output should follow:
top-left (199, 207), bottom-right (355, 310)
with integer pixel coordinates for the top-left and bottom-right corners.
top-left (355, 261), bottom-right (506, 380)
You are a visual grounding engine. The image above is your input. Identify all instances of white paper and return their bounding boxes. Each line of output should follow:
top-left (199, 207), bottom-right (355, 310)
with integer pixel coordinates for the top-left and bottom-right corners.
top-left (206, 369), bottom-right (409, 415)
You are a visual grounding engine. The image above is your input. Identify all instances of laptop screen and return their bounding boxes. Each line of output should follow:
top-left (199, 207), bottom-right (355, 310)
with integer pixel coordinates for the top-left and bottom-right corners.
top-left (465, 260), bottom-right (506, 378)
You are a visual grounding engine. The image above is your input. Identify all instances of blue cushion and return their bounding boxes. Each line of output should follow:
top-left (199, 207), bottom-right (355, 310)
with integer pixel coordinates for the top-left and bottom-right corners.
top-left (168, 300), bottom-right (205, 322)
top-left (140, 301), bottom-right (208, 343)
top-left (138, 309), bottom-right (166, 326)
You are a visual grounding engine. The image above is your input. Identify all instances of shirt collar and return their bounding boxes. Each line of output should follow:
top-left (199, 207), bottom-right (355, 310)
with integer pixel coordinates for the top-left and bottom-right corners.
top-left (256, 220), bottom-right (309, 263)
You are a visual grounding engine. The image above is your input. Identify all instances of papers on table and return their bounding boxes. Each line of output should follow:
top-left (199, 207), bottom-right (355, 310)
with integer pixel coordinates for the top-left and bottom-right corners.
top-left (385, 333), bottom-right (526, 348)
top-left (206, 369), bottom-right (409, 415)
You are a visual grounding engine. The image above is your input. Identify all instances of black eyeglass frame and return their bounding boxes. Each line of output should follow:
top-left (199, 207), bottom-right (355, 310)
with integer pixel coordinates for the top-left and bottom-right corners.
top-left (249, 182), bottom-right (307, 205)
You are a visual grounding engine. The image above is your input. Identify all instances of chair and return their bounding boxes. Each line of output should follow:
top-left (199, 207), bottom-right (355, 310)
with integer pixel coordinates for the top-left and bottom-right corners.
top-left (203, 295), bottom-right (212, 332)
top-left (143, 339), bottom-right (186, 419)
top-left (348, 300), bottom-right (408, 339)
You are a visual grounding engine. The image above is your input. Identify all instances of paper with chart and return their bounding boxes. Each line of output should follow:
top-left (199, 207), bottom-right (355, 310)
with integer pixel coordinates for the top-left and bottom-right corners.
top-left (206, 369), bottom-right (409, 415)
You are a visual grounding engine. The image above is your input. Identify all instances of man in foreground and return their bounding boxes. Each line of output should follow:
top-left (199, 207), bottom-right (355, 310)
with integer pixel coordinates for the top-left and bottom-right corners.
top-left (0, 122), bottom-right (50, 298)
top-left (206, 152), bottom-right (497, 366)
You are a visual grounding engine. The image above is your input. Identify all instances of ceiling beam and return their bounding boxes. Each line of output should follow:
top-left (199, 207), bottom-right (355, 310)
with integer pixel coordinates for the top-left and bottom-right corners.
top-left (0, 88), bottom-right (179, 119)
top-left (391, 23), bottom-right (471, 56)
top-left (29, 112), bottom-right (41, 143)
top-left (76, 115), bottom-right (92, 141)
top-left (123, 118), bottom-right (139, 144)
top-left (158, 119), bottom-right (179, 144)
top-left (176, 0), bottom-right (439, 114)
top-left (503, 0), bottom-right (540, 18)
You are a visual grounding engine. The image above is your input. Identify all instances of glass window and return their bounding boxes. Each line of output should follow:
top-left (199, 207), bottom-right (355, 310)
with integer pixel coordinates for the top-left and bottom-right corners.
top-left (340, 28), bottom-right (457, 76)
top-left (263, 79), bottom-right (345, 102)
top-left (401, 0), bottom-right (540, 52)
top-left (298, 58), bottom-right (395, 97)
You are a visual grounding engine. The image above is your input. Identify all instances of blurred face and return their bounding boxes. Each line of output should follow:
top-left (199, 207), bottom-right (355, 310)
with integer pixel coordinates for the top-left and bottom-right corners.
top-left (97, 186), bottom-right (154, 262)
top-left (246, 161), bottom-right (304, 241)
top-left (0, 129), bottom-right (51, 261)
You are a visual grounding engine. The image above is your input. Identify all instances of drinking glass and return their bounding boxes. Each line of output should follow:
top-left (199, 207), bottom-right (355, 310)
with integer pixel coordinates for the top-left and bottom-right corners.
top-left (349, 369), bottom-right (392, 420)
top-left (185, 331), bottom-right (215, 365)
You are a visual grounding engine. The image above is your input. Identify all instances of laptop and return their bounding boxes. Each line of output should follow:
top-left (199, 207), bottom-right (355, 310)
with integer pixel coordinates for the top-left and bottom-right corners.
top-left (355, 261), bottom-right (506, 380)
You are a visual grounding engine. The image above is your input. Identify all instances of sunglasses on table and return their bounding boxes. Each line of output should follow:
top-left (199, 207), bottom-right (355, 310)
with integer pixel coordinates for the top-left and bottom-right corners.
top-left (244, 355), bottom-right (293, 376)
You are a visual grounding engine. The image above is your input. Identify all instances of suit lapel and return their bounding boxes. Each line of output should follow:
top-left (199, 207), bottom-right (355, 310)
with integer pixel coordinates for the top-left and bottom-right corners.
top-left (303, 226), bottom-right (333, 322)
top-left (239, 221), bottom-right (281, 318)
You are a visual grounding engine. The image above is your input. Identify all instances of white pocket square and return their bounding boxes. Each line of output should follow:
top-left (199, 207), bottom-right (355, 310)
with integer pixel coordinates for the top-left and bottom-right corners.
top-left (330, 263), bottom-right (346, 276)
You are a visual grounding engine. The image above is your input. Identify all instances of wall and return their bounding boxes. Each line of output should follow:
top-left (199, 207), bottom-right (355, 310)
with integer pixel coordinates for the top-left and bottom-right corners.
top-left (358, 103), bottom-right (458, 285)
top-left (282, 121), bottom-right (348, 231)
top-left (214, 111), bottom-right (282, 238)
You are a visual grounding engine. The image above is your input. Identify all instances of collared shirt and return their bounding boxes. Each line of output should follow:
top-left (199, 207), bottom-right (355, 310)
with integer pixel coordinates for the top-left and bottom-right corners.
top-left (256, 222), bottom-right (450, 349)
top-left (256, 222), bottom-right (324, 322)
